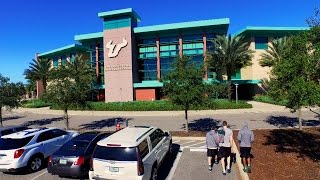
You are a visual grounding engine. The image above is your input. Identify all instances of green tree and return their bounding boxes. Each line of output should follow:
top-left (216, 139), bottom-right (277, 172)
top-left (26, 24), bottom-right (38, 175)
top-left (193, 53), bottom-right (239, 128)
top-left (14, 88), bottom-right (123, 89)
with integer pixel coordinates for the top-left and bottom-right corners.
top-left (24, 58), bottom-right (52, 93)
top-left (207, 35), bottom-right (254, 101)
top-left (162, 55), bottom-right (206, 132)
top-left (259, 37), bottom-right (289, 67)
top-left (0, 74), bottom-right (25, 127)
top-left (44, 55), bottom-right (94, 129)
top-left (269, 32), bottom-right (320, 130)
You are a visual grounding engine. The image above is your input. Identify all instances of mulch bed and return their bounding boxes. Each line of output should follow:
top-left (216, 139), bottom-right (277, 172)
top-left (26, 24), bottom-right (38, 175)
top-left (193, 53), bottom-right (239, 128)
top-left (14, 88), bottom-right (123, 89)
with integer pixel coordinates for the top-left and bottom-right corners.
top-left (171, 128), bottom-right (320, 180)
top-left (236, 128), bottom-right (320, 180)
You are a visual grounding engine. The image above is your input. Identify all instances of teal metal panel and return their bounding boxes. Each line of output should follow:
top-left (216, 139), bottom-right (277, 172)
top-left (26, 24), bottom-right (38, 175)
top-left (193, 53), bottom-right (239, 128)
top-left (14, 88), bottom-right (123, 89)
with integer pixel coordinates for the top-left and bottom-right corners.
top-left (231, 69), bottom-right (241, 79)
top-left (74, 32), bottom-right (103, 41)
top-left (233, 26), bottom-right (309, 37)
top-left (134, 81), bottom-right (163, 88)
top-left (104, 18), bottom-right (131, 30)
top-left (134, 18), bottom-right (230, 33)
top-left (38, 44), bottom-right (88, 58)
top-left (98, 8), bottom-right (141, 22)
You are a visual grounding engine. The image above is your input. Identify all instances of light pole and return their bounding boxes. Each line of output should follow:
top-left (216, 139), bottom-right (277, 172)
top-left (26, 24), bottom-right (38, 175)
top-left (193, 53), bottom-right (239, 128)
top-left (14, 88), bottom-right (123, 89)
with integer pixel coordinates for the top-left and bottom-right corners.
top-left (235, 83), bottom-right (239, 104)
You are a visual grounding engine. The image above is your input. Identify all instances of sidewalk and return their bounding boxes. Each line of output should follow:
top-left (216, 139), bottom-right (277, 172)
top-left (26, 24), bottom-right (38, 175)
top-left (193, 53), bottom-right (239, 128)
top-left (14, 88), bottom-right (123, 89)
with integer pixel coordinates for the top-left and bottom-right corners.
top-left (14, 101), bottom-right (308, 117)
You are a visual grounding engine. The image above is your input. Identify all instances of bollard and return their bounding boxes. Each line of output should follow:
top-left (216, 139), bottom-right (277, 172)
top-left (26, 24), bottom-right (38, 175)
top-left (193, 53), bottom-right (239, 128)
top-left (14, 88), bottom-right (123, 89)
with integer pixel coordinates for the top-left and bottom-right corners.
top-left (125, 119), bottom-right (128, 127)
top-left (116, 123), bottom-right (121, 131)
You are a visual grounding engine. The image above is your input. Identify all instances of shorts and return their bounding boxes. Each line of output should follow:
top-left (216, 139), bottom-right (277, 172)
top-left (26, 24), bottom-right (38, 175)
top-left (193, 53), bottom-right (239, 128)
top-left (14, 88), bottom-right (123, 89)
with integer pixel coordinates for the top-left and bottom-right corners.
top-left (240, 147), bottom-right (251, 158)
top-left (207, 148), bottom-right (218, 157)
top-left (219, 147), bottom-right (231, 158)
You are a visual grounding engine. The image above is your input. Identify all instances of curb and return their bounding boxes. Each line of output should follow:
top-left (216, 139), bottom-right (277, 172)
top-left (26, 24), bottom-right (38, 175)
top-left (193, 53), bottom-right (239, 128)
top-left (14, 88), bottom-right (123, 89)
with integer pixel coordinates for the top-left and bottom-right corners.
top-left (232, 139), bottom-right (250, 180)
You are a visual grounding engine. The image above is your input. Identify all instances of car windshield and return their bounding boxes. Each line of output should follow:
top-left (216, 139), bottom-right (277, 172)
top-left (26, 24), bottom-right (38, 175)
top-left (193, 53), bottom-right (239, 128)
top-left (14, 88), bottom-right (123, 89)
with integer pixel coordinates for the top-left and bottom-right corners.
top-left (93, 145), bottom-right (137, 161)
top-left (0, 136), bottom-right (34, 150)
top-left (54, 140), bottom-right (89, 156)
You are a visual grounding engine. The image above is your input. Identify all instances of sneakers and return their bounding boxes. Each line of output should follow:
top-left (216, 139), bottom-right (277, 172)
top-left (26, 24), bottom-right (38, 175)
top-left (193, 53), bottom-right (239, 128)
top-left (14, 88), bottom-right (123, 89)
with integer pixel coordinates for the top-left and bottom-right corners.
top-left (247, 166), bottom-right (251, 173)
top-left (222, 171), bottom-right (226, 175)
top-left (227, 168), bottom-right (231, 173)
top-left (208, 166), bottom-right (212, 172)
top-left (243, 167), bottom-right (247, 173)
top-left (215, 160), bottom-right (219, 164)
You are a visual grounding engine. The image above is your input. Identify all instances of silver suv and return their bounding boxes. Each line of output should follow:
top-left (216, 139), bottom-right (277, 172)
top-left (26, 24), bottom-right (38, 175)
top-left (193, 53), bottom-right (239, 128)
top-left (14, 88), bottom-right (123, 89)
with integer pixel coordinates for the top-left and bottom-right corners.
top-left (89, 126), bottom-right (172, 180)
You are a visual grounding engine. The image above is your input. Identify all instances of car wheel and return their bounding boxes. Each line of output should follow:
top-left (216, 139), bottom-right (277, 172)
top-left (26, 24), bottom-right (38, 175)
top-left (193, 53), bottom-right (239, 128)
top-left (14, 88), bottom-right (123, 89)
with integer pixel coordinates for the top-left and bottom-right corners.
top-left (28, 155), bottom-right (43, 172)
top-left (150, 166), bottom-right (158, 180)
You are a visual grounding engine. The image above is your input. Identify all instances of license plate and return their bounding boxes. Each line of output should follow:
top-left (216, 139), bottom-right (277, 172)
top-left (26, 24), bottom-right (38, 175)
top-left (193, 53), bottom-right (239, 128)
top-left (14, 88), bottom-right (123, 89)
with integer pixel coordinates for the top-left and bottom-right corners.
top-left (59, 159), bottom-right (67, 165)
top-left (109, 167), bottom-right (119, 172)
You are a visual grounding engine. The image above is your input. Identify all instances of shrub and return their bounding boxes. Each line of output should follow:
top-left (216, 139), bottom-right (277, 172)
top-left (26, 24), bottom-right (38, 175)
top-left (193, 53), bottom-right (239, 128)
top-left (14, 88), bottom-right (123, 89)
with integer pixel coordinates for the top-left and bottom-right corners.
top-left (21, 99), bottom-right (51, 108)
top-left (50, 99), bottom-right (252, 111)
top-left (253, 95), bottom-right (287, 106)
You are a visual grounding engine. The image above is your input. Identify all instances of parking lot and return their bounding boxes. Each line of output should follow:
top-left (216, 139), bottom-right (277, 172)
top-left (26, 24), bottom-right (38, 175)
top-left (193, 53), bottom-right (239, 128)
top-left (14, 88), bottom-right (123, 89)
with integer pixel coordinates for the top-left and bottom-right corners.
top-left (0, 140), bottom-right (238, 180)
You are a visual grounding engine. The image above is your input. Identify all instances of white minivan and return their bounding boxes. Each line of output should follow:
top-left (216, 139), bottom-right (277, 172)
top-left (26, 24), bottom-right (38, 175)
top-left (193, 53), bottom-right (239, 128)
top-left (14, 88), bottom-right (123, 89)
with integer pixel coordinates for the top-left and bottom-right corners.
top-left (89, 126), bottom-right (172, 180)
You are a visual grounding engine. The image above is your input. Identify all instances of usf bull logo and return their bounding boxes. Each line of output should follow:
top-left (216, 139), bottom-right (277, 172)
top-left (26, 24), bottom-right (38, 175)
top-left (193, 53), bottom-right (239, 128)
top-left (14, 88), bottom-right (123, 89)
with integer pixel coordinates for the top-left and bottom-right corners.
top-left (106, 38), bottom-right (128, 58)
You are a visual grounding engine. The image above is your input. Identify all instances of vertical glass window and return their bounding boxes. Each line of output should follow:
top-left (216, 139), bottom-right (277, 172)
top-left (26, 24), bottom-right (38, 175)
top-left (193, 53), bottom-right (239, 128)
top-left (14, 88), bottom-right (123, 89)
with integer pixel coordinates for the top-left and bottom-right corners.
top-left (255, 37), bottom-right (268, 49)
top-left (53, 57), bottom-right (58, 67)
top-left (182, 34), bottom-right (204, 68)
top-left (137, 38), bottom-right (157, 81)
top-left (61, 55), bottom-right (67, 65)
top-left (70, 53), bottom-right (76, 63)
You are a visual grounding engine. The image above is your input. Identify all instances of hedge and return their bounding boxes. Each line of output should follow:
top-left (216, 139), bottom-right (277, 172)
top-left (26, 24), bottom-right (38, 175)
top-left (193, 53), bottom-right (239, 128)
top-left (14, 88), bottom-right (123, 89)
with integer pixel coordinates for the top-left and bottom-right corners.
top-left (21, 99), bottom-right (51, 108)
top-left (50, 99), bottom-right (252, 111)
top-left (253, 95), bottom-right (287, 106)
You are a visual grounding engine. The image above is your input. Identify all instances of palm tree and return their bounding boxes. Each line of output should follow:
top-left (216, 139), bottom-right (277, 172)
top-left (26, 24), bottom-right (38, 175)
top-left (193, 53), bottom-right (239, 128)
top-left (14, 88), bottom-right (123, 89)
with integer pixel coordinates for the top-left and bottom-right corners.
top-left (207, 35), bottom-right (254, 101)
top-left (24, 58), bottom-right (52, 92)
top-left (259, 37), bottom-right (289, 67)
top-left (67, 54), bottom-right (94, 85)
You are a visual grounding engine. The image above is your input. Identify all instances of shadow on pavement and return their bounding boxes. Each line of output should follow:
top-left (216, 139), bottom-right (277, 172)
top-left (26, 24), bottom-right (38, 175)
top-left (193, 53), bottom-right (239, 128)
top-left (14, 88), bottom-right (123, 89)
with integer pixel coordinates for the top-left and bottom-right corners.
top-left (263, 129), bottom-right (320, 162)
top-left (79, 117), bottom-right (132, 130)
top-left (2, 115), bottom-right (25, 122)
top-left (158, 143), bottom-right (181, 180)
top-left (182, 118), bottom-right (221, 131)
top-left (22, 117), bottom-right (64, 127)
top-left (265, 116), bottom-right (320, 128)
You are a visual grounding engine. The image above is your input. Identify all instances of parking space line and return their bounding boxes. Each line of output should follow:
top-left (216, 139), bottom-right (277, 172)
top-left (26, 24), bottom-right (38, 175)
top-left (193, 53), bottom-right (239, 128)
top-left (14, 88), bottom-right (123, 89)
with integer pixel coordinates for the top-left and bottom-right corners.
top-left (185, 141), bottom-right (205, 148)
top-left (29, 171), bottom-right (47, 180)
top-left (166, 147), bottom-right (184, 180)
top-left (179, 140), bottom-right (196, 146)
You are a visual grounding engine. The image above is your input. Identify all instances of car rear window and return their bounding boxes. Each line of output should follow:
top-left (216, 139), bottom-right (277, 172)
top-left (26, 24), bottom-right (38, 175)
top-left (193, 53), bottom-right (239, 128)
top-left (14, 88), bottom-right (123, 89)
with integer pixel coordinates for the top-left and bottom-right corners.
top-left (93, 145), bottom-right (137, 161)
top-left (0, 136), bottom-right (34, 150)
top-left (55, 140), bottom-right (89, 156)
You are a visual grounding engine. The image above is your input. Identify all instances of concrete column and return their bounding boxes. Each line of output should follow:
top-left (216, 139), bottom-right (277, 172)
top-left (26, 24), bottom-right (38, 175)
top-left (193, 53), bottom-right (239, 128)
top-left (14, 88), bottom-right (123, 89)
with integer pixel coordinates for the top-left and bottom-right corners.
top-left (203, 32), bottom-right (208, 80)
top-left (96, 44), bottom-right (100, 82)
top-left (156, 36), bottom-right (161, 80)
top-left (179, 33), bottom-right (183, 57)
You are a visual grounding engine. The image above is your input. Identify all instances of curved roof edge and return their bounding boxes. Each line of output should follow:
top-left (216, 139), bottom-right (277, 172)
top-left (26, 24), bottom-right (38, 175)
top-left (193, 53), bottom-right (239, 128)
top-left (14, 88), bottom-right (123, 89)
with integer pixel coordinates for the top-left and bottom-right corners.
top-left (233, 26), bottom-right (310, 37)
top-left (134, 18), bottom-right (230, 34)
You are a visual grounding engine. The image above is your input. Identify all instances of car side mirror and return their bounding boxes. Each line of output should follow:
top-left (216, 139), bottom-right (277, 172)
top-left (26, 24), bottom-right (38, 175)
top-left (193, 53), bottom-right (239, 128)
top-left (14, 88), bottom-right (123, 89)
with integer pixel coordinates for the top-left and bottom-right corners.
top-left (164, 132), bottom-right (169, 137)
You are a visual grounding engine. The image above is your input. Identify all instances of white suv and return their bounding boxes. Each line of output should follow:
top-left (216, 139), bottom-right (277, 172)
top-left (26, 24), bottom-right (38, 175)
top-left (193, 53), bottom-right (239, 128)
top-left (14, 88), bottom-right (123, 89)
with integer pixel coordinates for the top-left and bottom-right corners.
top-left (0, 127), bottom-right (78, 172)
top-left (89, 126), bottom-right (172, 180)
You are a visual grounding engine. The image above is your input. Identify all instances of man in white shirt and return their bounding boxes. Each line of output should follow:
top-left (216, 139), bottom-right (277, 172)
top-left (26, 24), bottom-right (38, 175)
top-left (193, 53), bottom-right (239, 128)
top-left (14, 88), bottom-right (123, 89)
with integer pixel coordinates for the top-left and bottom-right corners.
top-left (220, 121), bottom-right (233, 175)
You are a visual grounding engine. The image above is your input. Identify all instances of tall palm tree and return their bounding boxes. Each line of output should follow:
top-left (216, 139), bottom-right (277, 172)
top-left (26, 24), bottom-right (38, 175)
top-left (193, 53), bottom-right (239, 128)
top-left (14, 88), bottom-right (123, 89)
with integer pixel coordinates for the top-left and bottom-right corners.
top-left (24, 58), bottom-right (52, 92)
top-left (259, 37), bottom-right (289, 67)
top-left (207, 35), bottom-right (254, 101)
top-left (67, 54), bottom-right (94, 85)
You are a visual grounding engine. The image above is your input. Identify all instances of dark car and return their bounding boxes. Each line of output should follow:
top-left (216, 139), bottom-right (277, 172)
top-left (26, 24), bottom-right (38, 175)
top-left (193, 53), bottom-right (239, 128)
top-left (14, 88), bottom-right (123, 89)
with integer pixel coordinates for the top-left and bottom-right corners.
top-left (0, 126), bottom-right (29, 137)
top-left (47, 131), bottom-right (111, 178)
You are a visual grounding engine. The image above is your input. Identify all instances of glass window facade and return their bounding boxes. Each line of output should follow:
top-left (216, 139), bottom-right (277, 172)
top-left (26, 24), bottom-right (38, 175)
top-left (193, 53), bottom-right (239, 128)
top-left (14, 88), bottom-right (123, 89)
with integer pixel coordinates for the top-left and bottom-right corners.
top-left (138, 39), bottom-right (157, 81)
top-left (182, 34), bottom-right (204, 68)
top-left (255, 37), bottom-right (268, 49)
top-left (160, 36), bottom-right (179, 78)
top-left (61, 55), bottom-right (67, 65)
top-left (98, 43), bottom-right (104, 85)
top-left (53, 57), bottom-right (58, 67)
top-left (90, 44), bottom-right (96, 69)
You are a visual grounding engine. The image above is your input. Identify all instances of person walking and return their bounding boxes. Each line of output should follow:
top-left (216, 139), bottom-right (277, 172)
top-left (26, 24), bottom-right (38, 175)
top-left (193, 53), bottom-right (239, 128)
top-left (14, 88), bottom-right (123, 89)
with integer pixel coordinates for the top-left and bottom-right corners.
top-left (220, 121), bottom-right (233, 175)
top-left (206, 126), bottom-right (220, 171)
top-left (238, 122), bottom-right (254, 173)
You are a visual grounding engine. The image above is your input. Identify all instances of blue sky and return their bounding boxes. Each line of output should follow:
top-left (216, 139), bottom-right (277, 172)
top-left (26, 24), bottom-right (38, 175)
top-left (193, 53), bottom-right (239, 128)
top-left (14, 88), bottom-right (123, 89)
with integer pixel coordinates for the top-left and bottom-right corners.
top-left (0, 0), bottom-right (317, 83)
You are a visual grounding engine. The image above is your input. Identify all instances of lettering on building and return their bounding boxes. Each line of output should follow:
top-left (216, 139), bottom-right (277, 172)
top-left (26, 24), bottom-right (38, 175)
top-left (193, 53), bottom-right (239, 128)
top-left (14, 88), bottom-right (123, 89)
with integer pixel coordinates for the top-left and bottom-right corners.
top-left (105, 64), bottom-right (131, 71)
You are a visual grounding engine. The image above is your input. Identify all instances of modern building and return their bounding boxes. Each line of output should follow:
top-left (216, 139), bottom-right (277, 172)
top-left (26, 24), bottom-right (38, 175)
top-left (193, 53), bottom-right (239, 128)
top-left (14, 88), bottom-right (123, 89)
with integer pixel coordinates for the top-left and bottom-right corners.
top-left (37, 8), bottom-right (308, 102)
